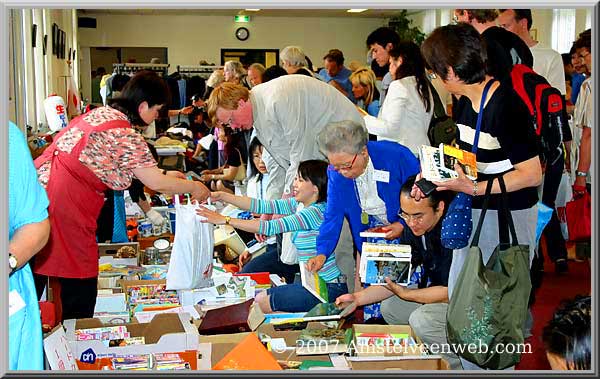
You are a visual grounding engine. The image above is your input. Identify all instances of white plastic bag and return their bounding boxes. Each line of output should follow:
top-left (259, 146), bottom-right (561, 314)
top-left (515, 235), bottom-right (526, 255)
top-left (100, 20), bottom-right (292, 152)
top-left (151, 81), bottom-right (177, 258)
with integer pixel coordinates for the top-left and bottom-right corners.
top-left (166, 196), bottom-right (214, 290)
top-left (280, 232), bottom-right (299, 265)
top-left (555, 172), bottom-right (573, 241)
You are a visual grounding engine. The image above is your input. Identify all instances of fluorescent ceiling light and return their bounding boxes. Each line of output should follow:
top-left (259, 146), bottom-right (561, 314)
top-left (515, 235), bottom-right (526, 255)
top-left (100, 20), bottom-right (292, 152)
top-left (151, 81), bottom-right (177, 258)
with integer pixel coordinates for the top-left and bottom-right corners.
top-left (347, 9), bottom-right (368, 13)
top-left (245, 9), bottom-right (261, 11)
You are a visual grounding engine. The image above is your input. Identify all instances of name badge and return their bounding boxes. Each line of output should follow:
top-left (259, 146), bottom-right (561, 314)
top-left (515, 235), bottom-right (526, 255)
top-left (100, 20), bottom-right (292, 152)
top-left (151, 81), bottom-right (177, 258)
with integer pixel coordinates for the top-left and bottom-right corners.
top-left (373, 169), bottom-right (390, 183)
top-left (9, 290), bottom-right (26, 317)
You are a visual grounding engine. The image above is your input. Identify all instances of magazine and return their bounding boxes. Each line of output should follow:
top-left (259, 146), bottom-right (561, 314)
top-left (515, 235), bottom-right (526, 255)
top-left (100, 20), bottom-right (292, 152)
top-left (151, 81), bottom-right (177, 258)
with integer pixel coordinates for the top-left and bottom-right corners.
top-left (363, 257), bottom-right (412, 286)
top-left (419, 143), bottom-right (477, 182)
top-left (299, 261), bottom-right (328, 303)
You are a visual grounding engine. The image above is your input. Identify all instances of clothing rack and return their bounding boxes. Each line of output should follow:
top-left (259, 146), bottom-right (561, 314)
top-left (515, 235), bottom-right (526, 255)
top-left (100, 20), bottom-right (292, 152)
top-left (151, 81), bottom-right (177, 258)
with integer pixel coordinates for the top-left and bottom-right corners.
top-left (176, 65), bottom-right (223, 79)
top-left (113, 63), bottom-right (170, 75)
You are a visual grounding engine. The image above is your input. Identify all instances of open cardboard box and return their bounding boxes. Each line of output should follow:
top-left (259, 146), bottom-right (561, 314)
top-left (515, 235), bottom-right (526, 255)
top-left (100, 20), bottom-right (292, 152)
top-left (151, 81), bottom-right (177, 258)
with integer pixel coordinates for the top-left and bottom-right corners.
top-left (352, 324), bottom-right (426, 357)
top-left (63, 312), bottom-right (199, 370)
top-left (348, 355), bottom-right (450, 370)
top-left (98, 242), bottom-right (140, 266)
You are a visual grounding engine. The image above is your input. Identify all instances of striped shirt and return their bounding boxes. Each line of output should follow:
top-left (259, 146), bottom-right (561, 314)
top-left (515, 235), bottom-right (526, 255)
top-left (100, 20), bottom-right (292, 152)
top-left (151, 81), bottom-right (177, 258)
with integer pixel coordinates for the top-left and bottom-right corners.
top-left (456, 82), bottom-right (539, 210)
top-left (250, 198), bottom-right (341, 282)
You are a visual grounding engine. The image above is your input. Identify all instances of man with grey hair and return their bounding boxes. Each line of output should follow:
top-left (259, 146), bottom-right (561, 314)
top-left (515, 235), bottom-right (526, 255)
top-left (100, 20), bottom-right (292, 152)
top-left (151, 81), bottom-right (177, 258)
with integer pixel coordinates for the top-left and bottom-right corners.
top-left (280, 45), bottom-right (315, 77)
top-left (247, 63), bottom-right (265, 87)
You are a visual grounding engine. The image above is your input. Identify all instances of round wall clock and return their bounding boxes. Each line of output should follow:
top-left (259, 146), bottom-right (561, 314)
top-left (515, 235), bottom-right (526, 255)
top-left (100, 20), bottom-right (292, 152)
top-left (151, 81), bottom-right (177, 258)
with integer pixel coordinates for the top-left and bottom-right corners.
top-left (235, 27), bottom-right (250, 41)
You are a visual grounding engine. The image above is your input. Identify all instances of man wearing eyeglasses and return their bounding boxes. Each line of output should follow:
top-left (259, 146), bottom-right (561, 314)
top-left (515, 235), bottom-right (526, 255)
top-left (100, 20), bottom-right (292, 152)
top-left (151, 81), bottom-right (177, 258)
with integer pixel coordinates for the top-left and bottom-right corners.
top-left (335, 175), bottom-right (460, 369)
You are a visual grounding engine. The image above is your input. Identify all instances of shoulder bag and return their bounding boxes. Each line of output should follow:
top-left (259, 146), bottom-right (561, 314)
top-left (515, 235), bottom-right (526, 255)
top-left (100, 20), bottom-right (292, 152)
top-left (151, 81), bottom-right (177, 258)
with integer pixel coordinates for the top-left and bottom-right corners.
top-left (440, 79), bottom-right (494, 249)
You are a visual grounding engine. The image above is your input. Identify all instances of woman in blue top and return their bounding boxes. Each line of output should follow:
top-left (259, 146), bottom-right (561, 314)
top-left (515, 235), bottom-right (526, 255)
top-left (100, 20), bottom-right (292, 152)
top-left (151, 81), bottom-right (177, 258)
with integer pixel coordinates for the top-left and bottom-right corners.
top-left (197, 160), bottom-right (347, 313)
top-left (307, 120), bottom-right (420, 289)
top-left (350, 67), bottom-right (381, 117)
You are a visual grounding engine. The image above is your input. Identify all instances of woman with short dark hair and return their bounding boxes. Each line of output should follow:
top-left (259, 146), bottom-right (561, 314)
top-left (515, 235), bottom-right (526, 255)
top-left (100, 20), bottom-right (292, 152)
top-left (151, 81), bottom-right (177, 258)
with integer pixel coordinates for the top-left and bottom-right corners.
top-left (417, 22), bottom-right (542, 370)
top-left (33, 70), bottom-right (210, 321)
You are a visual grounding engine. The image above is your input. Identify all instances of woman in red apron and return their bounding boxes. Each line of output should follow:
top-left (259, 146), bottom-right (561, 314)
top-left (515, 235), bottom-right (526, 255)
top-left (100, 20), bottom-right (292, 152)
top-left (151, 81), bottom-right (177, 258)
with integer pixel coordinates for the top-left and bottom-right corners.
top-left (33, 71), bottom-right (210, 321)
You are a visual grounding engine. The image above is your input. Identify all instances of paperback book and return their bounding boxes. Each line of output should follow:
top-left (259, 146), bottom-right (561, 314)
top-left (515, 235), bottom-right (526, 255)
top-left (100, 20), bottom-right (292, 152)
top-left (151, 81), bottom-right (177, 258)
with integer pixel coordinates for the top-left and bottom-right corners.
top-left (299, 261), bottom-right (328, 303)
top-left (359, 243), bottom-right (412, 286)
top-left (302, 301), bottom-right (356, 321)
top-left (419, 143), bottom-right (477, 182)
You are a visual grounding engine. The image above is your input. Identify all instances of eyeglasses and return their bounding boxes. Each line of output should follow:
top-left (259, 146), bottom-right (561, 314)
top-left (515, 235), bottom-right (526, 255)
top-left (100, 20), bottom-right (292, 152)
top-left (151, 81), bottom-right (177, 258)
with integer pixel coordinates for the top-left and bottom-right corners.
top-left (398, 212), bottom-right (425, 224)
top-left (578, 52), bottom-right (591, 60)
top-left (332, 153), bottom-right (358, 171)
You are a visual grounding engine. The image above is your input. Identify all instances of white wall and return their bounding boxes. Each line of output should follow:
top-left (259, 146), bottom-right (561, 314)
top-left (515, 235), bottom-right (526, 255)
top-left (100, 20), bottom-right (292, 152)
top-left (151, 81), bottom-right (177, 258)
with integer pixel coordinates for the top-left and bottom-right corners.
top-left (77, 13), bottom-right (386, 99)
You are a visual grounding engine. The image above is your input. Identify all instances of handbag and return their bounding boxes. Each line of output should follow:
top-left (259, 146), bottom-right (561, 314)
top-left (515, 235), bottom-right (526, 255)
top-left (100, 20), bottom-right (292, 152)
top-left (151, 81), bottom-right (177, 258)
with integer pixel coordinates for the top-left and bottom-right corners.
top-left (280, 232), bottom-right (299, 265)
top-left (166, 196), bottom-right (214, 290)
top-left (447, 176), bottom-right (532, 369)
top-left (426, 80), bottom-right (457, 146)
top-left (566, 191), bottom-right (591, 242)
top-left (441, 79), bottom-right (495, 249)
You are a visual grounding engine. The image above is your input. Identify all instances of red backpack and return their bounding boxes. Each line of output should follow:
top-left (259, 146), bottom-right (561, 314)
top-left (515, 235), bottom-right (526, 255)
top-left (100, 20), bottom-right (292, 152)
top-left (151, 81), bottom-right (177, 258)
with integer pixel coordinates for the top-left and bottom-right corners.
top-left (510, 64), bottom-right (566, 165)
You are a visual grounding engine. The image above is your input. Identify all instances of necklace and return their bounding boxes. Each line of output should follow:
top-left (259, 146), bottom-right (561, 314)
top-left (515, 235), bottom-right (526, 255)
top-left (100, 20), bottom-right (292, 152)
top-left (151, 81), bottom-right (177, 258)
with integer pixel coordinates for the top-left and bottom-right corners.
top-left (353, 159), bottom-right (372, 225)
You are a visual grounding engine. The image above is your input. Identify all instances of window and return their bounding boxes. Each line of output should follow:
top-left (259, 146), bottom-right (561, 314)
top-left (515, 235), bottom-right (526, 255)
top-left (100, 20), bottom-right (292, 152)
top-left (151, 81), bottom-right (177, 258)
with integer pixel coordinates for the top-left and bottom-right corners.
top-left (551, 9), bottom-right (576, 53)
top-left (423, 9), bottom-right (436, 34)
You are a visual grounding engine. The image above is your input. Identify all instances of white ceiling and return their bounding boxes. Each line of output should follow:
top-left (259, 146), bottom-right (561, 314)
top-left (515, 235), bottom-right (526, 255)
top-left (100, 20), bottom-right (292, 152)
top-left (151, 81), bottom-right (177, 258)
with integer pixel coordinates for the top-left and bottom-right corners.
top-left (77, 8), bottom-right (425, 18)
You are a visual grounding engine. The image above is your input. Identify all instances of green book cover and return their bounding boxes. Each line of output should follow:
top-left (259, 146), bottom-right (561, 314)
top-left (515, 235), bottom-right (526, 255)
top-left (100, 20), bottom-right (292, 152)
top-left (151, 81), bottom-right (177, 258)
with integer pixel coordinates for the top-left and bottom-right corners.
top-left (299, 261), bottom-right (328, 303)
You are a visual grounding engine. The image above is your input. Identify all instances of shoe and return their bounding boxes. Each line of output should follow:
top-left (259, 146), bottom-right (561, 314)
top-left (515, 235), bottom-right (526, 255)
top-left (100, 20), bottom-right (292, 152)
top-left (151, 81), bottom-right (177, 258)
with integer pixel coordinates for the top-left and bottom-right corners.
top-left (555, 259), bottom-right (569, 274)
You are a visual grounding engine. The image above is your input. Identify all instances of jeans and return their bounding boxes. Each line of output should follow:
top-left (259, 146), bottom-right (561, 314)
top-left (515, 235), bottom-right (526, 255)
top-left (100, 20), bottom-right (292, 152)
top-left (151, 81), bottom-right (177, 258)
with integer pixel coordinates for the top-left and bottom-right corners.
top-left (240, 242), bottom-right (299, 285)
top-left (540, 154), bottom-right (567, 262)
top-left (267, 282), bottom-right (348, 312)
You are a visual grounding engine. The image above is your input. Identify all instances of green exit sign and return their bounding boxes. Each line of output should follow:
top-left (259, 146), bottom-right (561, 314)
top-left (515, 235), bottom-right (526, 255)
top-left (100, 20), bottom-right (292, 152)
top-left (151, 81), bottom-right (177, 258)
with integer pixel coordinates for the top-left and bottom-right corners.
top-left (234, 15), bottom-right (250, 22)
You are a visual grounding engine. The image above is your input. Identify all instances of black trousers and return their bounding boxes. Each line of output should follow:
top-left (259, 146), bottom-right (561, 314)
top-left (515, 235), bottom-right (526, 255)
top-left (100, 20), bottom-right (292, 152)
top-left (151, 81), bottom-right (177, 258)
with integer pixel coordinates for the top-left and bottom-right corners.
top-left (34, 274), bottom-right (98, 321)
top-left (539, 154), bottom-right (568, 263)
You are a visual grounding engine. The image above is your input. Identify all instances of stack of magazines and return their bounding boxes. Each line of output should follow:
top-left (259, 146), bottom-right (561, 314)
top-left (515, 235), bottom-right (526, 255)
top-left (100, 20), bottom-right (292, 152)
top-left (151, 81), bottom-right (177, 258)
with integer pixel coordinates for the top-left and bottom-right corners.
top-left (111, 354), bottom-right (152, 370)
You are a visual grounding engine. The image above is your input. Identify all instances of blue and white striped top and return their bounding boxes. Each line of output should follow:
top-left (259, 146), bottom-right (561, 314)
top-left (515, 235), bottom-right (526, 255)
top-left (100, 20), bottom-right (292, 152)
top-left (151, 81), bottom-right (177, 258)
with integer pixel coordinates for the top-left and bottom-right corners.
top-left (250, 198), bottom-right (341, 282)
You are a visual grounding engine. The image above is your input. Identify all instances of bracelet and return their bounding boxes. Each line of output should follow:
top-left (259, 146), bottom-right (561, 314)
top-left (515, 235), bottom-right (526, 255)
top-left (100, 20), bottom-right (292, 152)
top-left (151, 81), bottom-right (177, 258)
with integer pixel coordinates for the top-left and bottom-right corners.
top-left (472, 180), bottom-right (478, 196)
top-left (576, 171), bottom-right (588, 177)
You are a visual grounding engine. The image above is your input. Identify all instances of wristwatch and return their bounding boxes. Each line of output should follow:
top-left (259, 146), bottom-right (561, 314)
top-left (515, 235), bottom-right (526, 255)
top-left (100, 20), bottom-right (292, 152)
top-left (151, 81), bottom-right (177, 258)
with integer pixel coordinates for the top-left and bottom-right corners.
top-left (576, 171), bottom-right (588, 177)
top-left (224, 216), bottom-right (231, 225)
top-left (8, 253), bottom-right (18, 274)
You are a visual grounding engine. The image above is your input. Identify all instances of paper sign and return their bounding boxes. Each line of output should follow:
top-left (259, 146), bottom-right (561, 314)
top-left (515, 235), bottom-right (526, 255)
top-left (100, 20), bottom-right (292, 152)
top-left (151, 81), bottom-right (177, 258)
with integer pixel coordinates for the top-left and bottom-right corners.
top-left (9, 290), bottom-right (26, 317)
top-left (43, 325), bottom-right (78, 370)
top-left (373, 170), bottom-right (390, 183)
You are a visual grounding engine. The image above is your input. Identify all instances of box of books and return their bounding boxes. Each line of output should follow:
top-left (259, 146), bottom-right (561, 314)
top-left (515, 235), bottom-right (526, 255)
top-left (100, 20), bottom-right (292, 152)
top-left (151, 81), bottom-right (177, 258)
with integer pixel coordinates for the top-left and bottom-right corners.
top-left (351, 324), bottom-right (425, 357)
top-left (63, 312), bottom-right (199, 370)
top-left (348, 356), bottom-right (450, 370)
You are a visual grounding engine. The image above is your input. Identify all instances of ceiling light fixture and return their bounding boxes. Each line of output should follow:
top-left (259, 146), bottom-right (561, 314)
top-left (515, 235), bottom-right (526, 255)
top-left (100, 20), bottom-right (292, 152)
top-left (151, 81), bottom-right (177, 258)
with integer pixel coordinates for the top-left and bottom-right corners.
top-left (347, 9), bottom-right (368, 13)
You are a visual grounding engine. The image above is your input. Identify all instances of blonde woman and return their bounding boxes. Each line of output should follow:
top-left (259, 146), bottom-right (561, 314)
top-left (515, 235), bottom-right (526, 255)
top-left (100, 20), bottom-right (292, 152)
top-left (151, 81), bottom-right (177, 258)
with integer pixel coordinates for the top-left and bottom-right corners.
top-left (224, 60), bottom-right (251, 89)
top-left (350, 67), bottom-right (381, 117)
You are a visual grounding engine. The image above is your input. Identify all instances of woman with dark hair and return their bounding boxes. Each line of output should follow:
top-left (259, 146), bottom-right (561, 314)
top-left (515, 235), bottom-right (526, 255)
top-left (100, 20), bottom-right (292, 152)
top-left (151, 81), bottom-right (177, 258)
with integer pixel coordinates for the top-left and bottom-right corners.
top-left (197, 160), bottom-right (348, 313)
top-left (363, 40), bottom-right (433, 155)
top-left (415, 23), bottom-right (542, 370)
top-left (543, 295), bottom-right (591, 370)
top-left (32, 70), bottom-right (210, 321)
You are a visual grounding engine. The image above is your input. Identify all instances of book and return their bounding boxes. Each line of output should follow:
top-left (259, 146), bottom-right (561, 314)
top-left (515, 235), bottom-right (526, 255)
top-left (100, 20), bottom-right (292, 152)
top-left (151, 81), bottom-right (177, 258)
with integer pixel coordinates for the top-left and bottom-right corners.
top-left (299, 261), bottom-right (328, 303)
top-left (363, 257), bottom-right (412, 286)
top-left (419, 143), bottom-right (477, 182)
top-left (359, 226), bottom-right (389, 238)
top-left (302, 301), bottom-right (356, 321)
top-left (295, 328), bottom-right (353, 355)
top-left (213, 333), bottom-right (282, 370)
top-left (359, 243), bottom-right (412, 286)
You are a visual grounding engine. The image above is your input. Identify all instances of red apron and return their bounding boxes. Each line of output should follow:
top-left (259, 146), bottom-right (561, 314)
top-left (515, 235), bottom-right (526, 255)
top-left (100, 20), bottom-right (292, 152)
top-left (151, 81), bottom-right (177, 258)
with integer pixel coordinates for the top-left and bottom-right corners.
top-left (33, 116), bottom-right (129, 278)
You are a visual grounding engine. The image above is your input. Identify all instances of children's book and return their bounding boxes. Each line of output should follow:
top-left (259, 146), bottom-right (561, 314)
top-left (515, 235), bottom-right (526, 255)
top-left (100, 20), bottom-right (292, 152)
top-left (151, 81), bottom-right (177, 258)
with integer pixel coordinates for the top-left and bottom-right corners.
top-left (419, 143), bottom-right (477, 182)
top-left (299, 261), bottom-right (328, 303)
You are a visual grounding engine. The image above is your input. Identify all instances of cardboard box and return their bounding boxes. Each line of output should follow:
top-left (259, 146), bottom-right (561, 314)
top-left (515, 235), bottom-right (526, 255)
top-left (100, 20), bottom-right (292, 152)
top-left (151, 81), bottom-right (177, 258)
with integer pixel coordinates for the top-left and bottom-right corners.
top-left (348, 356), bottom-right (450, 370)
top-left (352, 324), bottom-right (425, 357)
top-left (63, 312), bottom-right (199, 370)
top-left (94, 292), bottom-right (126, 314)
top-left (98, 242), bottom-right (140, 263)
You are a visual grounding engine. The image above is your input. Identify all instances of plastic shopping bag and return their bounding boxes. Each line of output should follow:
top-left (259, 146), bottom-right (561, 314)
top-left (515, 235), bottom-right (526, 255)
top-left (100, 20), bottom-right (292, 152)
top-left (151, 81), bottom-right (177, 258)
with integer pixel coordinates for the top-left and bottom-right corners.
top-left (555, 173), bottom-right (573, 241)
top-left (535, 202), bottom-right (553, 246)
top-left (166, 196), bottom-right (214, 290)
top-left (280, 232), bottom-right (298, 265)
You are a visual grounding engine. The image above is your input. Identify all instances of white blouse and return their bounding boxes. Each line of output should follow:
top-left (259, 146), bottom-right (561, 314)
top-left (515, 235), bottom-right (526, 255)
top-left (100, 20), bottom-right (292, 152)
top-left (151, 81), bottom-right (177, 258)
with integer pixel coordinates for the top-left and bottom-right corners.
top-left (364, 76), bottom-right (433, 155)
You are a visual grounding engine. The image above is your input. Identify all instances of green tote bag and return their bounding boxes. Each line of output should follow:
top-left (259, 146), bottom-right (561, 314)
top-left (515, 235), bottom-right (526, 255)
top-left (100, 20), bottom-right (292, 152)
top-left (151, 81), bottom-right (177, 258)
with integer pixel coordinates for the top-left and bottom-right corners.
top-left (446, 176), bottom-right (532, 370)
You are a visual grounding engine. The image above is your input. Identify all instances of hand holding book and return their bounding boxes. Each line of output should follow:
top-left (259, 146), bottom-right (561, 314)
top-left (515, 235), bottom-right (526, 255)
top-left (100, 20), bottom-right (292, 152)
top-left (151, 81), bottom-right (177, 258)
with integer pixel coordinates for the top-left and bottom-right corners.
top-left (431, 162), bottom-right (477, 195)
